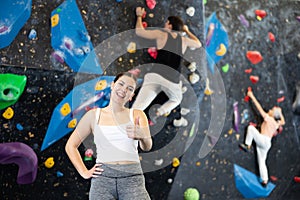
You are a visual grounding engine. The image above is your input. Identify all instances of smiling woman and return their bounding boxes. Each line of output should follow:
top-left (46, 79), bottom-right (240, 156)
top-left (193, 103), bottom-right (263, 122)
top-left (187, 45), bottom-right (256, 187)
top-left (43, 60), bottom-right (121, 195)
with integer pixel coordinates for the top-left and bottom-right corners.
top-left (65, 71), bottom-right (152, 200)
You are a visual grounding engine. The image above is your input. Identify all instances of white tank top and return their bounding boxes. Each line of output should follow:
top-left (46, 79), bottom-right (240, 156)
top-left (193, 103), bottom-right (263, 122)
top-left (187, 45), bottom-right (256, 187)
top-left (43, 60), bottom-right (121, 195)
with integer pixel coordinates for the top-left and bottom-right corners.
top-left (93, 108), bottom-right (139, 163)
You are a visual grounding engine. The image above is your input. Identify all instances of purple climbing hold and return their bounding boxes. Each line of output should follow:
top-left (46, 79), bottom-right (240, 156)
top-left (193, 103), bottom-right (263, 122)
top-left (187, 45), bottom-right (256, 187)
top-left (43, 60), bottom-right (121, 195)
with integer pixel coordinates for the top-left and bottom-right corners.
top-left (238, 14), bottom-right (249, 28)
top-left (51, 50), bottom-right (65, 64)
top-left (0, 142), bottom-right (38, 184)
top-left (0, 25), bottom-right (8, 33)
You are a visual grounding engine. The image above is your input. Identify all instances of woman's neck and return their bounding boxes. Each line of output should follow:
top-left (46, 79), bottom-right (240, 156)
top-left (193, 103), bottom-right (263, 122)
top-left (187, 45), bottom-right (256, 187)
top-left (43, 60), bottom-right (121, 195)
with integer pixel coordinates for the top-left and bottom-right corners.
top-left (105, 103), bottom-right (126, 113)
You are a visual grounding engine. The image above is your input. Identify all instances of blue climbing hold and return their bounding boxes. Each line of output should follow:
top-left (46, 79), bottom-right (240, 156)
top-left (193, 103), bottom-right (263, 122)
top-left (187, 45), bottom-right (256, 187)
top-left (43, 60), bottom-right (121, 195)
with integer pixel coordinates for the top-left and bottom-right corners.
top-left (0, 0), bottom-right (32, 49)
top-left (234, 164), bottom-right (275, 198)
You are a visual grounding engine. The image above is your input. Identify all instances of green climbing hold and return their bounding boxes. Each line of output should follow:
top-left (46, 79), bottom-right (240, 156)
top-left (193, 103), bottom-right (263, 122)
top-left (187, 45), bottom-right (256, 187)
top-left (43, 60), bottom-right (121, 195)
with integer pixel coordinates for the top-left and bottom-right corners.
top-left (184, 188), bottom-right (200, 200)
top-left (0, 73), bottom-right (27, 110)
top-left (203, 0), bottom-right (207, 5)
top-left (189, 123), bottom-right (196, 137)
top-left (221, 63), bottom-right (229, 73)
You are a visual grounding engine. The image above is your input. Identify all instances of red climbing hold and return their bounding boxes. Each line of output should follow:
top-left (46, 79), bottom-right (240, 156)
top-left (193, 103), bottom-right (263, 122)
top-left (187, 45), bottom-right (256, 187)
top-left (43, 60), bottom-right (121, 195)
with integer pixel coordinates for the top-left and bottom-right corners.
top-left (148, 47), bottom-right (157, 59)
top-left (244, 96), bottom-right (250, 102)
top-left (249, 75), bottom-right (259, 84)
top-left (246, 51), bottom-right (263, 64)
top-left (294, 176), bottom-right (300, 183)
top-left (277, 96), bottom-right (285, 103)
top-left (142, 21), bottom-right (148, 28)
top-left (255, 10), bottom-right (267, 19)
top-left (244, 68), bottom-right (253, 74)
top-left (146, 0), bottom-right (157, 10)
top-left (268, 32), bottom-right (275, 42)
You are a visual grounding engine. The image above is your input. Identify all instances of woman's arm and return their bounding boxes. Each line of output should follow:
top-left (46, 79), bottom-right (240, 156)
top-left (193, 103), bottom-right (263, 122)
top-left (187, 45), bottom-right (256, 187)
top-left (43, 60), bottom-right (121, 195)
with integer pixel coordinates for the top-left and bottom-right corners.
top-left (182, 25), bottom-right (202, 49)
top-left (127, 109), bottom-right (152, 151)
top-left (135, 7), bottom-right (163, 40)
top-left (247, 90), bottom-right (267, 118)
top-left (276, 107), bottom-right (286, 126)
top-left (65, 110), bottom-right (103, 179)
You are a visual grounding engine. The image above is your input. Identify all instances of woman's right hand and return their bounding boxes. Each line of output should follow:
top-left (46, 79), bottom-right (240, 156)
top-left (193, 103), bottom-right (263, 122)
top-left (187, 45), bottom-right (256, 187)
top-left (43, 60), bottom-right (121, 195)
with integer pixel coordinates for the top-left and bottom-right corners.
top-left (81, 163), bottom-right (103, 179)
top-left (136, 7), bottom-right (145, 17)
top-left (247, 90), bottom-right (254, 99)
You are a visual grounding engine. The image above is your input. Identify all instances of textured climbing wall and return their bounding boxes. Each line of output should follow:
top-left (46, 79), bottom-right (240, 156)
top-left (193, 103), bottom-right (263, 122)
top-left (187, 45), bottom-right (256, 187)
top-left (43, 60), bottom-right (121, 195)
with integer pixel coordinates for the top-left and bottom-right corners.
top-left (1, 0), bottom-right (300, 199)
top-left (0, 0), bottom-right (205, 199)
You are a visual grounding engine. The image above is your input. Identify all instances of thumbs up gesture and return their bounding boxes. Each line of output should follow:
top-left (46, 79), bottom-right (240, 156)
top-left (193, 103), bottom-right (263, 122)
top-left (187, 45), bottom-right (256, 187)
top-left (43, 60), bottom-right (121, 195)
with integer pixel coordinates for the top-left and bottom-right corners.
top-left (126, 116), bottom-right (144, 140)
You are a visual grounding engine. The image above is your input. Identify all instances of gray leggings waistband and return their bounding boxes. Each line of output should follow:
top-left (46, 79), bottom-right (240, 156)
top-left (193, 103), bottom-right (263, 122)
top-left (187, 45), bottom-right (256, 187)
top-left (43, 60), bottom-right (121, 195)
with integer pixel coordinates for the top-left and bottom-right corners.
top-left (99, 163), bottom-right (143, 178)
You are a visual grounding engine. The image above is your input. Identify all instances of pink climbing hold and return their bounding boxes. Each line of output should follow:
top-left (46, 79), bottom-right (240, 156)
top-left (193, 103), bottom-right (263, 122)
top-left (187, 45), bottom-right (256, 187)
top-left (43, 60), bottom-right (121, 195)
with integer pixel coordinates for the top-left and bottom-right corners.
top-left (148, 47), bottom-right (158, 59)
top-left (246, 51), bottom-right (263, 64)
top-left (249, 75), bottom-right (259, 84)
top-left (146, 0), bottom-right (156, 10)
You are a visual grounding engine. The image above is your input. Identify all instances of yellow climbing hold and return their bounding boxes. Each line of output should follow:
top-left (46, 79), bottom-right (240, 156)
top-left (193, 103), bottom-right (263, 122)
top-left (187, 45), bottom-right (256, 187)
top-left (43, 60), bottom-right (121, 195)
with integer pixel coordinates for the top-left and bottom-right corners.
top-left (172, 157), bottom-right (180, 167)
top-left (2, 107), bottom-right (14, 119)
top-left (51, 14), bottom-right (59, 27)
top-left (163, 112), bottom-right (170, 117)
top-left (95, 80), bottom-right (107, 91)
top-left (256, 16), bottom-right (262, 21)
top-left (45, 157), bottom-right (55, 168)
top-left (60, 103), bottom-right (71, 116)
top-left (68, 119), bottom-right (77, 128)
top-left (215, 43), bottom-right (227, 56)
top-left (127, 42), bottom-right (136, 53)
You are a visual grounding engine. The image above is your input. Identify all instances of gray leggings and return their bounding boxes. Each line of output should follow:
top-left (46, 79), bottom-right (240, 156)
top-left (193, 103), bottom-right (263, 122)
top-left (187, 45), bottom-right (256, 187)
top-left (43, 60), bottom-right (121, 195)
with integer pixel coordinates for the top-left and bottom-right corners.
top-left (89, 163), bottom-right (151, 200)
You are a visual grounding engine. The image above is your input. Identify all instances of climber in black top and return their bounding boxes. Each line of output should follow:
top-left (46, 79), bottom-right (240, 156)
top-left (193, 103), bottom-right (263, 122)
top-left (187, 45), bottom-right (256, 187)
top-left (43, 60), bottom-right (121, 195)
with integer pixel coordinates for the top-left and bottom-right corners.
top-left (132, 7), bottom-right (202, 125)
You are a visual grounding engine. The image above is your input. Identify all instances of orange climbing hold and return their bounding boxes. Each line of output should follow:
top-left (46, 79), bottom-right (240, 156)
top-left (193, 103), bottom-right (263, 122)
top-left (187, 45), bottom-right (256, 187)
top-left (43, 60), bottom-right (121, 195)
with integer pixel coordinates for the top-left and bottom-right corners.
top-left (246, 51), bottom-right (263, 64)
top-left (249, 75), bottom-right (259, 84)
top-left (255, 10), bottom-right (267, 19)
top-left (215, 43), bottom-right (227, 56)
